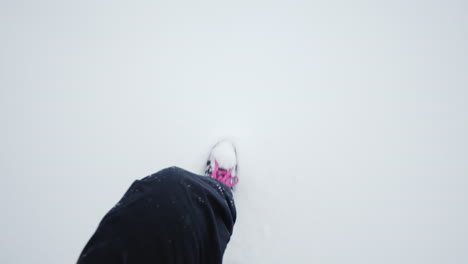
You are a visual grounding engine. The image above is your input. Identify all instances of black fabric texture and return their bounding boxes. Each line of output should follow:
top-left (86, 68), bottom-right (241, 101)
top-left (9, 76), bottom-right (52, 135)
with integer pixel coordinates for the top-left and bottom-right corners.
top-left (77, 167), bottom-right (236, 264)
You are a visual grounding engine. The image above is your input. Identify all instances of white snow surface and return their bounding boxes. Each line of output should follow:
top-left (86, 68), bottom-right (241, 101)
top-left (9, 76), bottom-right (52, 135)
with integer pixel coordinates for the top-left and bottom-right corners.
top-left (1, 0), bottom-right (468, 263)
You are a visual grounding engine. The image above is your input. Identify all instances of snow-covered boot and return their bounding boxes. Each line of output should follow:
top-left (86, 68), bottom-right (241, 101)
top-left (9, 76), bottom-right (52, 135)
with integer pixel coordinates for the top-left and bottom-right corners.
top-left (205, 140), bottom-right (239, 189)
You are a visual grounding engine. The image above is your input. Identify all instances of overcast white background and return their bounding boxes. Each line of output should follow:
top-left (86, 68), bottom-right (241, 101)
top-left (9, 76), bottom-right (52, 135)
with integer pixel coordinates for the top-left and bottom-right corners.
top-left (1, 0), bottom-right (467, 263)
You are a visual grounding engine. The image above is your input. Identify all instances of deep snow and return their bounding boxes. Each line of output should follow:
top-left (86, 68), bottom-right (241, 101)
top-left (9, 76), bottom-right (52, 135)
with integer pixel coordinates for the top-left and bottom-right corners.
top-left (1, 0), bottom-right (467, 263)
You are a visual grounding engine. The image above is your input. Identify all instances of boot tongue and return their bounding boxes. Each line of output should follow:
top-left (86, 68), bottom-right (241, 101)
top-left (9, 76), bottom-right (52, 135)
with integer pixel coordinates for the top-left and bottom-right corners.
top-left (217, 168), bottom-right (228, 177)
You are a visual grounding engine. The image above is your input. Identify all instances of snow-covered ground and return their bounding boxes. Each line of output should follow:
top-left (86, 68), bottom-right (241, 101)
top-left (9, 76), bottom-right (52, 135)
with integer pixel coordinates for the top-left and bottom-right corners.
top-left (1, 0), bottom-right (467, 263)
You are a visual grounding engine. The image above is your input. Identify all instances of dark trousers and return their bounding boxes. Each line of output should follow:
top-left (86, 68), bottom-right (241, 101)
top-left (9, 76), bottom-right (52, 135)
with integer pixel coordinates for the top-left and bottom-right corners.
top-left (77, 167), bottom-right (237, 264)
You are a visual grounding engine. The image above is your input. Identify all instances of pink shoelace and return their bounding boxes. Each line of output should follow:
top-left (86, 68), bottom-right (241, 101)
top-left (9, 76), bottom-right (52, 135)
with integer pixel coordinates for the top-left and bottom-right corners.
top-left (211, 160), bottom-right (239, 188)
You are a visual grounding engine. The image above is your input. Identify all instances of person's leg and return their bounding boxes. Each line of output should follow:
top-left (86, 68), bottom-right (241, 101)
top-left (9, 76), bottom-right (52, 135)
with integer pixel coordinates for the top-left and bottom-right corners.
top-left (77, 167), bottom-right (236, 264)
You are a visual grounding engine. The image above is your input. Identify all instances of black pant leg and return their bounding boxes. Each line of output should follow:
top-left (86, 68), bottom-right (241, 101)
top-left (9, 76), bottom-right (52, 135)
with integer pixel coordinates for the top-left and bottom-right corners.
top-left (77, 166), bottom-right (237, 264)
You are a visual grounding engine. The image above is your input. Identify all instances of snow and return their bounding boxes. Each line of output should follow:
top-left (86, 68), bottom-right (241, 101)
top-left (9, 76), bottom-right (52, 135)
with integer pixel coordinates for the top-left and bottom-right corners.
top-left (1, 0), bottom-right (467, 263)
top-left (208, 140), bottom-right (238, 175)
